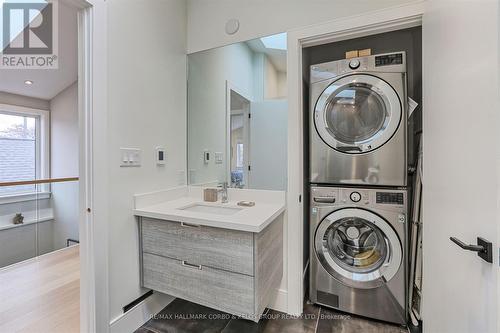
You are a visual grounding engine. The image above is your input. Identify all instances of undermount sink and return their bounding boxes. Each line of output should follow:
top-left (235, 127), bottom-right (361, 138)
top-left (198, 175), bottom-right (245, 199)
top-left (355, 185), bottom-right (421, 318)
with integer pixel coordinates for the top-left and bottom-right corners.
top-left (179, 203), bottom-right (243, 216)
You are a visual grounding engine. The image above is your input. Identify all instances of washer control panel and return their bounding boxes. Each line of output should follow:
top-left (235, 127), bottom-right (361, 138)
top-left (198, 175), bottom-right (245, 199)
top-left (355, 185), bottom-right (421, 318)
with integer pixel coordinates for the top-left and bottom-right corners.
top-left (311, 187), bottom-right (338, 205)
top-left (338, 189), bottom-right (369, 204)
top-left (311, 187), bottom-right (406, 209)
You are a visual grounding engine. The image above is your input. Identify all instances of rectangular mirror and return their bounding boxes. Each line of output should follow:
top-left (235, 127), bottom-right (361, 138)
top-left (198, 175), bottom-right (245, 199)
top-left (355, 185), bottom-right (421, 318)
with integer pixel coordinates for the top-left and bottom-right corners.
top-left (187, 33), bottom-right (288, 190)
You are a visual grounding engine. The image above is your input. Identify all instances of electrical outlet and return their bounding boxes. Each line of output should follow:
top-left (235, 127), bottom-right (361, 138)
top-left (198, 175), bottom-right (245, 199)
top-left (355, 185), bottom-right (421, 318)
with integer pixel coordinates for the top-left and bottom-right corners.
top-left (156, 147), bottom-right (166, 166)
top-left (203, 150), bottom-right (210, 164)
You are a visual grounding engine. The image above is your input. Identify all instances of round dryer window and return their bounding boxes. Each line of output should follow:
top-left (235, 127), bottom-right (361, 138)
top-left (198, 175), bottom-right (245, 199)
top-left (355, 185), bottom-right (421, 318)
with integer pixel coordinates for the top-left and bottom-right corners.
top-left (314, 208), bottom-right (402, 289)
top-left (314, 74), bottom-right (402, 154)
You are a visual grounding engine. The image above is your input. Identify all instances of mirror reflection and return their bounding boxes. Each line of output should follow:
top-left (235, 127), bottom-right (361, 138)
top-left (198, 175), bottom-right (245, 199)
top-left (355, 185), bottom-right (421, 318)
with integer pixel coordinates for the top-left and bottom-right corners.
top-left (187, 33), bottom-right (288, 190)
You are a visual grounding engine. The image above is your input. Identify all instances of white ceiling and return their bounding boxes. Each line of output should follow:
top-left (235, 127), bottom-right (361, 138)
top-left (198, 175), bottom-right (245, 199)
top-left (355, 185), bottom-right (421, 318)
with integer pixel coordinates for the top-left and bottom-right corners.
top-left (246, 37), bottom-right (287, 73)
top-left (0, 2), bottom-right (78, 100)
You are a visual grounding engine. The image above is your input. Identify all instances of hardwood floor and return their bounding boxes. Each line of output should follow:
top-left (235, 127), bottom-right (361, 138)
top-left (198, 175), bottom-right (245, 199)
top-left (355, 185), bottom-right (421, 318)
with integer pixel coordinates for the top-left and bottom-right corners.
top-left (0, 245), bottom-right (80, 333)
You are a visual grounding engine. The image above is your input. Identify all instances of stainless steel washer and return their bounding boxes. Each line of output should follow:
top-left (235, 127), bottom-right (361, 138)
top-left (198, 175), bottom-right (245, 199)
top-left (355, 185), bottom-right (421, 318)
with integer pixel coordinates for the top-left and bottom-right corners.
top-left (309, 186), bottom-right (407, 325)
top-left (310, 52), bottom-right (408, 186)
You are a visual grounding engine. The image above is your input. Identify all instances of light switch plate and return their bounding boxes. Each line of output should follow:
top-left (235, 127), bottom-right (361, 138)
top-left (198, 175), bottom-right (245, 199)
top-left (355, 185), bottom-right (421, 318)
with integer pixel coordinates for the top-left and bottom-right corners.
top-left (120, 148), bottom-right (141, 167)
top-left (215, 152), bottom-right (223, 164)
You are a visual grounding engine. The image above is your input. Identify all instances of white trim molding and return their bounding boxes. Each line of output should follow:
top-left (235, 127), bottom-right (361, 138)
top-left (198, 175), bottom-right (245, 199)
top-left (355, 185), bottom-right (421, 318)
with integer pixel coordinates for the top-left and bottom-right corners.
top-left (109, 293), bottom-right (175, 333)
top-left (269, 288), bottom-right (288, 314)
top-left (285, 1), bottom-right (424, 316)
top-left (77, 1), bottom-right (109, 333)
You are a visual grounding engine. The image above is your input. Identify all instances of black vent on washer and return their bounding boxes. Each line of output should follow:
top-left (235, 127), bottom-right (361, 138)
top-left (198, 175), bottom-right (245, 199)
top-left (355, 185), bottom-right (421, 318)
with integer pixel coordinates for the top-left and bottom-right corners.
top-left (317, 291), bottom-right (339, 308)
top-left (376, 192), bottom-right (404, 205)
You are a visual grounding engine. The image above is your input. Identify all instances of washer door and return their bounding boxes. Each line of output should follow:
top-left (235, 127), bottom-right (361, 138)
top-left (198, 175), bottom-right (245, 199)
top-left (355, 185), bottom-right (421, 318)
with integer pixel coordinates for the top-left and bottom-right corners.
top-left (315, 208), bottom-right (402, 289)
top-left (314, 74), bottom-right (401, 154)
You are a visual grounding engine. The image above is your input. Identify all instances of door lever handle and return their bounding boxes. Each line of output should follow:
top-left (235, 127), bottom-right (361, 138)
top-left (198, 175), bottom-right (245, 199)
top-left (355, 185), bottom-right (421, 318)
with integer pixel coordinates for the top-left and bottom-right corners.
top-left (450, 237), bottom-right (493, 263)
top-left (450, 237), bottom-right (484, 252)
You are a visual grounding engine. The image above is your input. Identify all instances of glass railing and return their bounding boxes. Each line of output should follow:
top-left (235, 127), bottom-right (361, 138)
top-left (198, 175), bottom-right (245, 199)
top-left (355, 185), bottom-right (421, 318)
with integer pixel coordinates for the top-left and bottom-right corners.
top-left (0, 177), bottom-right (79, 268)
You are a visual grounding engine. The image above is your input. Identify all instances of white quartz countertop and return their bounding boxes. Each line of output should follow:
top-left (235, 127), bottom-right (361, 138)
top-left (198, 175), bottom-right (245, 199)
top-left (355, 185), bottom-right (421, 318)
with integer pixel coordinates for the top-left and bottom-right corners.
top-left (133, 187), bottom-right (286, 233)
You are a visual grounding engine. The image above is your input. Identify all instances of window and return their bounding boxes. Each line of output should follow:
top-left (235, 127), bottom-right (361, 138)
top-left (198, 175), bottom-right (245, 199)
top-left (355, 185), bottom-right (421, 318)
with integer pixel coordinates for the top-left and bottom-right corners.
top-left (0, 106), bottom-right (49, 197)
top-left (236, 143), bottom-right (244, 169)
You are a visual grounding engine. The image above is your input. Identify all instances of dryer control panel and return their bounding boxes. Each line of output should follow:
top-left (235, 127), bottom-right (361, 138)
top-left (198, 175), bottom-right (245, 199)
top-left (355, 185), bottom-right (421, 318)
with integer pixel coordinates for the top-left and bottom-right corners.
top-left (310, 51), bottom-right (407, 84)
top-left (376, 192), bottom-right (404, 205)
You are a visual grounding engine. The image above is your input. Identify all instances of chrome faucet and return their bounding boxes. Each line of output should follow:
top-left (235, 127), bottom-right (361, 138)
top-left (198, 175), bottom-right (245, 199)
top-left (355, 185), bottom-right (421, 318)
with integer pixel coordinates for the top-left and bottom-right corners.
top-left (218, 182), bottom-right (228, 203)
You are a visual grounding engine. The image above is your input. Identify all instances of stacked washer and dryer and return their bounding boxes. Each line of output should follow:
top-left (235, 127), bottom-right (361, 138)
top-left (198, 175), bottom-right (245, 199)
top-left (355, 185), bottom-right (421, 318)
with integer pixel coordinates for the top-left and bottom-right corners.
top-left (309, 52), bottom-right (409, 325)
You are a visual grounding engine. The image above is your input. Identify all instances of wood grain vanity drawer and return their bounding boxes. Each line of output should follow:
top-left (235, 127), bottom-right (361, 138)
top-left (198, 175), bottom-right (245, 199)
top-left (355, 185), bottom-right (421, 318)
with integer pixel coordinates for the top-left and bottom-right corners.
top-left (141, 217), bottom-right (254, 276)
top-left (142, 252), bottom-right (254, 316)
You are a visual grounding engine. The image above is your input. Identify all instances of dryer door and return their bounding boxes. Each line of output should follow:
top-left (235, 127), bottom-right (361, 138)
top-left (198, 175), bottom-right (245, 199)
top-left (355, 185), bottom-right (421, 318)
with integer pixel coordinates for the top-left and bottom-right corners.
top-left (314, 74), bottom-right (401, 154)
top-left (314, 208), bottom-right (402, 289)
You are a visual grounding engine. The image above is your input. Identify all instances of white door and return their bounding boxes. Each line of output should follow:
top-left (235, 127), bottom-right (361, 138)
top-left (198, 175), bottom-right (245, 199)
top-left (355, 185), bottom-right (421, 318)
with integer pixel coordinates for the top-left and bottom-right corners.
top-left (423, 1), bottom-right (499, 332)
top-left (249, 100), bottom-right (288, 190)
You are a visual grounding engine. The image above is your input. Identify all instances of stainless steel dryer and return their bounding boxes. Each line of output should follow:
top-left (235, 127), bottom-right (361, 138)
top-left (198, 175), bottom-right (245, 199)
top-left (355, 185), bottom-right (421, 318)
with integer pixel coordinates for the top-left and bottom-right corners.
top-left (310, 186), bottom-right (407, 325)
top-left (310, 52), bottom-right (408, 186)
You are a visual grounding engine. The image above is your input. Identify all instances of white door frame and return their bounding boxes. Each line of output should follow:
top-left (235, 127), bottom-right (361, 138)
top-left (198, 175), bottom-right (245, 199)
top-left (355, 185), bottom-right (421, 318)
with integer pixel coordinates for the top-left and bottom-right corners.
top-left (74, 0), bottom-right (109, 332)
top-left (285, 1), bottom-right (424, 315)
top-left (226, 80), bottom-right (252, 187)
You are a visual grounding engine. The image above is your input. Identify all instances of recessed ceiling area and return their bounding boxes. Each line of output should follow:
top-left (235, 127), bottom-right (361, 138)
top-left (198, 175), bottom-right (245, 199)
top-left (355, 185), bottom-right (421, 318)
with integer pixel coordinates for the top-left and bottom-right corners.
top-left (246, 33), bottom-right (287, 73)
top-left (0, 1), bottom-right (78, 100)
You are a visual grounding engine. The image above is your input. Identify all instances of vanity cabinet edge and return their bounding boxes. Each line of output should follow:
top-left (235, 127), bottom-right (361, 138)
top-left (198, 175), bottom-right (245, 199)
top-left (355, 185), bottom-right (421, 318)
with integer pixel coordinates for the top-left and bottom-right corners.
top-left (253, 213), bottom-right (284, 319)
top-left (138, 216), bottom-right (144, 286)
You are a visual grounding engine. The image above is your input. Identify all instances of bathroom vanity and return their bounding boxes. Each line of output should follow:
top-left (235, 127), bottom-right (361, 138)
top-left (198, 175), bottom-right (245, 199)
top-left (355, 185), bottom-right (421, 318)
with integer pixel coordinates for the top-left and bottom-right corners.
top-left (134, 187), bottom-right (285, 321)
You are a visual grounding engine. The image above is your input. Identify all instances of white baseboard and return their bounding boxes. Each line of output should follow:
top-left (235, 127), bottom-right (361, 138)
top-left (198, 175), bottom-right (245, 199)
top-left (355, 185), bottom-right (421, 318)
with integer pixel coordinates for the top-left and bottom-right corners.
top-left (269, 288), bottom-right (288, 314)
top-left (109, 292), bottom-right (174, 333)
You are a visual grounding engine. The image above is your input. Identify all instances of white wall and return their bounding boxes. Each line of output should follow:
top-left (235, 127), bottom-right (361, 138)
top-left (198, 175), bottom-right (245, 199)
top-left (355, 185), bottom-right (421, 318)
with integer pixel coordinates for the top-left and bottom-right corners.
top-left (187, 0), bottom-right (420, 53)
top-left (263, 57), bottom-right (286, 99)
top-left (188, 42), bottom-right (255, 185)
top-left (107, 0), bottom-right (187, 322)
top-left (50, 82), bottom-right (79, 250)
top-left (277, 72), bottom-right (287, 99)
top-left (0, 91), bottom-right (49, 110)
top-left (51, 82), bottom-right (79, 178)
top-left (0, 221), bottom-right (54, 267)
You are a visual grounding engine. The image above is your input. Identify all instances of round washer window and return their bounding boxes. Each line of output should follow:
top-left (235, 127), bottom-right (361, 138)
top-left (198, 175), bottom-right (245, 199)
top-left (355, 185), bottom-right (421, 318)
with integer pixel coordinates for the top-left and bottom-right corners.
top-left (314, 208), bottom-right (403, 289)
top-left (325, 84), bottom-right (387, 144)
top-left (323, 216), bottom-right (388, 273)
